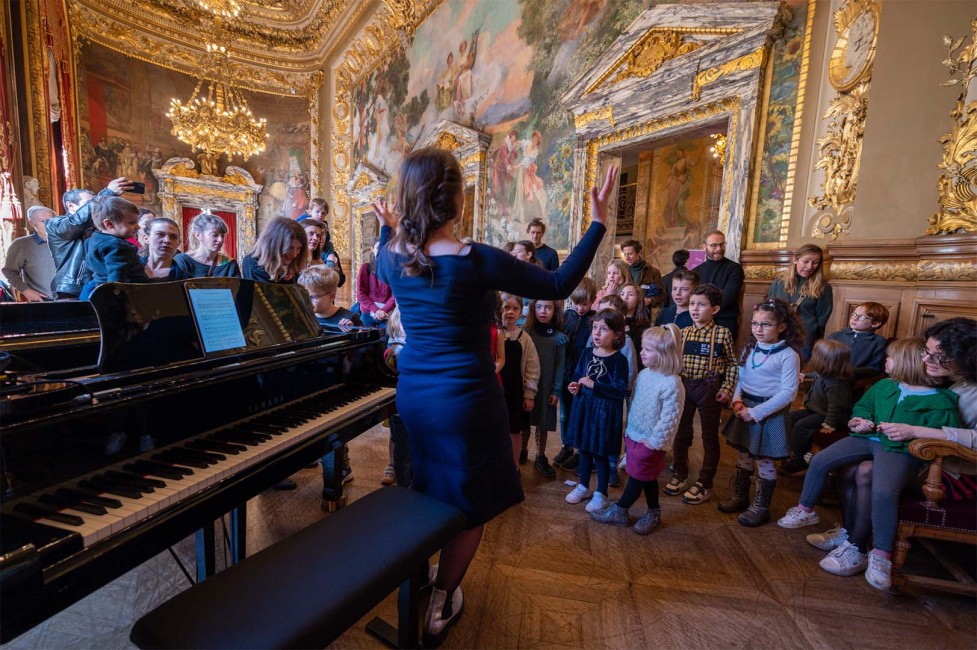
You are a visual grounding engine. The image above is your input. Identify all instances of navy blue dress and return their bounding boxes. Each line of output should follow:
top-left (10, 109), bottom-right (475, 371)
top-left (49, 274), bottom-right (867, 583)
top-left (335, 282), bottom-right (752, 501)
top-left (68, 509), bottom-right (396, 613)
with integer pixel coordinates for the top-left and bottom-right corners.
top-left (376, 223), bottom-right (605, 526)
top-left (567, 349), bottom-right (629, 456)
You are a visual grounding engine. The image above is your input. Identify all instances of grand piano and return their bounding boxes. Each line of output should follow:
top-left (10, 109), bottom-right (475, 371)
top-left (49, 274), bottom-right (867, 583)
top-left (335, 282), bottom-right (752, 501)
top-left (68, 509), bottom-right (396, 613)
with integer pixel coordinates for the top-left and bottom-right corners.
top-left (0, 279), bottom-right (396, 642)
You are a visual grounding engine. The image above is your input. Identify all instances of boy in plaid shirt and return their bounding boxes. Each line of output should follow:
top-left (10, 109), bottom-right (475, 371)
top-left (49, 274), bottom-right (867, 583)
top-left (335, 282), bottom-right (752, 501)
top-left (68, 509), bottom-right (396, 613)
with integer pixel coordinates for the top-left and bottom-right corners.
top-left (664, 284), bottom-right (739, 504)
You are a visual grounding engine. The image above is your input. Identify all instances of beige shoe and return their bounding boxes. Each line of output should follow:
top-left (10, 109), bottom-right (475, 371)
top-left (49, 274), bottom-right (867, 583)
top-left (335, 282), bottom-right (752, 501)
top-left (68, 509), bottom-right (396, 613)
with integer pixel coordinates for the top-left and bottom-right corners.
top-left (423, 585), bottom-right (464, 648)
top-left (380, 464), bottom-right (396, 486)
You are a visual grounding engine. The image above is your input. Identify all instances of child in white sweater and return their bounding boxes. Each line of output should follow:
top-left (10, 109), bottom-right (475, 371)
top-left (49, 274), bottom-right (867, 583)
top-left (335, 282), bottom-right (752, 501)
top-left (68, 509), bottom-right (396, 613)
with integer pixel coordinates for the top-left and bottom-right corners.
top-left (592, 325), bottom-right (685, 534)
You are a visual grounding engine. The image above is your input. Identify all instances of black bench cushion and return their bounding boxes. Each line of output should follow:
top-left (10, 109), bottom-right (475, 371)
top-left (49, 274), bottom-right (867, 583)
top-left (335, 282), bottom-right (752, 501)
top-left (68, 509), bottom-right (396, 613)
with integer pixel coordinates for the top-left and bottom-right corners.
top-left (130, 487), bottom-right (465, 649)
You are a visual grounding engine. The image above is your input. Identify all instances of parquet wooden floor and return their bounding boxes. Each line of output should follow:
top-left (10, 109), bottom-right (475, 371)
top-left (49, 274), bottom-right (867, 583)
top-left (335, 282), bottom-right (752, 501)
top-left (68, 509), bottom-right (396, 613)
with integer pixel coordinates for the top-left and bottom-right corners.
top-left (5, 422), bottom-right (976, 649)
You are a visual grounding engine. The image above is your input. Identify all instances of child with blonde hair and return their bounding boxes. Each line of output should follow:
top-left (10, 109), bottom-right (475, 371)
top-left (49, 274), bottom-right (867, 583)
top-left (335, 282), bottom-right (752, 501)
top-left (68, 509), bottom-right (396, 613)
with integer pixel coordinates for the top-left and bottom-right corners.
top-left (778, 337), bottom-right (960, 590)
top-left (298, 265), bottom-right (360, 330)
top-left (592, 325), bottom-right (685, 534)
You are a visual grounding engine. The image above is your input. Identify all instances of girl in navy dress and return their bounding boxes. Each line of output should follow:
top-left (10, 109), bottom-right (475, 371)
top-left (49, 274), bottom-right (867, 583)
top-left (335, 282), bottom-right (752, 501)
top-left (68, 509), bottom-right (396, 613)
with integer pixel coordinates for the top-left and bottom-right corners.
top-left (565, 309), bottom-right (630, 514)
top-left (373, 148), bottom-right (616, 646)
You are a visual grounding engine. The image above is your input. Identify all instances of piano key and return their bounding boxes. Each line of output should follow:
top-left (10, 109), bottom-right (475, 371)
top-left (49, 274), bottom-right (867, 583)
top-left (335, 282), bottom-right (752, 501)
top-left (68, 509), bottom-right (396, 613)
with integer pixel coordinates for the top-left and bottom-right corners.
top-left (104, 470), bottom-right (165, 491)
top-left (39, 493), bottom-right (107, 516)
top-left (14, 502), bottom-right (85, 526)
top-left (57, 486), bottom-right (123, 509)
top-left (187, 439), bottom-right (244, 455)
top-left (6, 384), bottom-right (395, 550)
top-left (124, 460), bottom-right (191, 481)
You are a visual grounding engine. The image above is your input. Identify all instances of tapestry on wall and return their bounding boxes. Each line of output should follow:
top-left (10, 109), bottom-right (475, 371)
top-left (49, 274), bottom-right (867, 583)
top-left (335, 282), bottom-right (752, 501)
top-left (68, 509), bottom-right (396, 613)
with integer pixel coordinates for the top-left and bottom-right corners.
top-left (352, 0), bottom-right (809, 251)
top-left (76, 43), bottom-right (312, 231)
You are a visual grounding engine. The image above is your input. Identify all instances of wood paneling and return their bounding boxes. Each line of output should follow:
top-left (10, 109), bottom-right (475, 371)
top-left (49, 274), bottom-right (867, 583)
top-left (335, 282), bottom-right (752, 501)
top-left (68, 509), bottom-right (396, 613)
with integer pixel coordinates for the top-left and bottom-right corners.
top-left (741, 233), bottom-right (977, 345)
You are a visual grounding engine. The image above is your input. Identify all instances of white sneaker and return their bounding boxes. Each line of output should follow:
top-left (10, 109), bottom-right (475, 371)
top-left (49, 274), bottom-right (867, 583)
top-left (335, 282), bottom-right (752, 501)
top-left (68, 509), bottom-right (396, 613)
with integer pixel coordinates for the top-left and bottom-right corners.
top-left (566, 484), bottom-right (591, 504)
top-left (819, 541), bottom-right (867, 576)
top-left (617, 454), bottom-right (627, 471)
top-left (807, 524), bottom-right (849, 551)
top-left (777, 506), bottom-right (821, 529)
top-left (585, 491), bottom-right (609, 513)
top-left (865, 552), bottom-right (892, 591)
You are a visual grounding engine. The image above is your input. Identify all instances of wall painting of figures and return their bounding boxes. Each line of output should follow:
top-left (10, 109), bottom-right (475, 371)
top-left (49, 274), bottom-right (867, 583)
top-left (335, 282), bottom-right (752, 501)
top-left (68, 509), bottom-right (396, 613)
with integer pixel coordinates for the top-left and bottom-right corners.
top-left (76, 42), bottom-right (312, 232)
top-left (348, 0), bottom-right (811, 253)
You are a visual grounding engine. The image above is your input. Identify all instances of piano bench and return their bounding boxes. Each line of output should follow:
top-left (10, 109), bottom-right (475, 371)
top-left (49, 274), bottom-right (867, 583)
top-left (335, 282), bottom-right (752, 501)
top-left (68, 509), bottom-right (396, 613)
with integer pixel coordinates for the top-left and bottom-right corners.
top-left (130, 486), bottom-right (466, 650)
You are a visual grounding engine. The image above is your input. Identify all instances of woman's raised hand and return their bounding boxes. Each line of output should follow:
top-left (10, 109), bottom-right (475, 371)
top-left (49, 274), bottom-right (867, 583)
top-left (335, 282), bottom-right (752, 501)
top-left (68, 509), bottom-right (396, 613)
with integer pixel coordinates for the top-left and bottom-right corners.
top-left (372, 198), bottom-right (398, 229)
top-left (590, 165), bottom-right (619, 227)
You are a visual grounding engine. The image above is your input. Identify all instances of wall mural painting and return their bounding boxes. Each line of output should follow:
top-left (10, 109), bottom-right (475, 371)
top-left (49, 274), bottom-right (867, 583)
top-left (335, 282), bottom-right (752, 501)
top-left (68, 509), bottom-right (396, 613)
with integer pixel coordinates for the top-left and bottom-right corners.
top-left (77, 43), bottom-right (312, 231)
top-left (353, 0), bottom-right (645, 250)
top-left (352, 0), bottom-right (808, 251)
top-left (643, 136), bottom-right (724, 271)
top-left (754, 0), bottom-right (809, 244)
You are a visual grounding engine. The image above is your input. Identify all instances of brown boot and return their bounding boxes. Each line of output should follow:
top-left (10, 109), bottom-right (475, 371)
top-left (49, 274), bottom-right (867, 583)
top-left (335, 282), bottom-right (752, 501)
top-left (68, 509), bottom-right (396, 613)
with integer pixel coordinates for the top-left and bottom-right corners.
top-left (738, 478), bottom-right (777, 527)
top-left (717, 468), bottom-right (753, 513)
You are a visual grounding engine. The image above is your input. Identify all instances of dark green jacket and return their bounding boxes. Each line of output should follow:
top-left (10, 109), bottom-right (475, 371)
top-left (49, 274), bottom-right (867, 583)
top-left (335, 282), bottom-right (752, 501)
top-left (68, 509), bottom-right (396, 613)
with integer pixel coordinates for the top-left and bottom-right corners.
top-left (851, 378), bottom-right (960, 452)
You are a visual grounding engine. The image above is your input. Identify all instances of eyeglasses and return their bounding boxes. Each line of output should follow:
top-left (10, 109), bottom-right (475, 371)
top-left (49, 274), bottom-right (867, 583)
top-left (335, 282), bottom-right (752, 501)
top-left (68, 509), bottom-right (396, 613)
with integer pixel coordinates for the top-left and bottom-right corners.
top-left (921, 350), bottom-right (950, 365)
top-left (850, 313), bottom-right (874, 322)
top-left (750, 322), bottom-right (777, 330)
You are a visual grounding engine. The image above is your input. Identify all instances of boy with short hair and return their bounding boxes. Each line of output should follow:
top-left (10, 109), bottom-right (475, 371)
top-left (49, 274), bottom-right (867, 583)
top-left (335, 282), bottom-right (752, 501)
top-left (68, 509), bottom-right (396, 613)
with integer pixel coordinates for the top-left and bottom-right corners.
top-left (827, 302), bottom-right (889, 379)
top-left (298, 264), bottom-right (360, 499)
top-left (655, 269), bottom-right (699, 328)
top-left (667, 283), bottom-right (739, 505)
top-left (80, 196), bottom-right (148, 300)
top-left (556, 277), bottom-right (598, 470)
top-left (298, 265), bottom-right (361, 330)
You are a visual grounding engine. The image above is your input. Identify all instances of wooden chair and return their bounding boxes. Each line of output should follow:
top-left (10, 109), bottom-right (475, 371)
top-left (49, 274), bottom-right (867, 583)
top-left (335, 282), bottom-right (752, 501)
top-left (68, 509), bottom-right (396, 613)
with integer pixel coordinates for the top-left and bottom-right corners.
top-left (892, 439), bottom-right (977, 596)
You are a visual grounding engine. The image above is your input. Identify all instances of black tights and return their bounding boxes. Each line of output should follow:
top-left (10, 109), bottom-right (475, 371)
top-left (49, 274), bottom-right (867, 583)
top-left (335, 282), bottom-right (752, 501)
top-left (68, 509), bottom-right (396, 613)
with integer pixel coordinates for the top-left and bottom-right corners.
top-left (578, 451), bottom-right (610, 494)
top-left (836, 460), bottom-right (874, 553)
top-left (618, 477), bottom-right (660, 510)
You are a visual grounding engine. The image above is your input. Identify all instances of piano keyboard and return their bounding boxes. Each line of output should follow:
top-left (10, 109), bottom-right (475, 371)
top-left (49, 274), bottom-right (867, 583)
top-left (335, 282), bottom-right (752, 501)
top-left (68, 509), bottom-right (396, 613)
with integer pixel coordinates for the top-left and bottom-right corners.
top-left (5, 383), bottom-right (396, 547)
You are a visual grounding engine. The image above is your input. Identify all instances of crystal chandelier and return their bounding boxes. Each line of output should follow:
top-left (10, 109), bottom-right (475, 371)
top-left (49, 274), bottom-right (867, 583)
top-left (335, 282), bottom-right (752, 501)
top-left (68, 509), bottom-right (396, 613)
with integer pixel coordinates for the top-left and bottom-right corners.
top-left (166, 10), bottom-right (267, 166)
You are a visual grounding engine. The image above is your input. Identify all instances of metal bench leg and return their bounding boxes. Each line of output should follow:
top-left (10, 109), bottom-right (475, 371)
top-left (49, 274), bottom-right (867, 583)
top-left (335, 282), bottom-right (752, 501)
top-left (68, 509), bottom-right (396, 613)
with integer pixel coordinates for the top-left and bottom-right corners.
top-left (366, 561), bottom-right (426, 649)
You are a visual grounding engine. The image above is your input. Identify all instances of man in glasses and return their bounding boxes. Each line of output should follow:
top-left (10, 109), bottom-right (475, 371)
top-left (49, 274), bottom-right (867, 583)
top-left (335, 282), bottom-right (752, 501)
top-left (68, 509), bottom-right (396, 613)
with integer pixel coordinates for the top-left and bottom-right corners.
top-left (694, 230), bottom-right (744, 341)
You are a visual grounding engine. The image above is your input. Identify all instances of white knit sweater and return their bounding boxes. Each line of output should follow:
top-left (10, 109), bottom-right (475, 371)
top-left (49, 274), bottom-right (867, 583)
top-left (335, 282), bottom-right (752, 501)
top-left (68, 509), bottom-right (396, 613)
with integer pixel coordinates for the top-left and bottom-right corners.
top-left (625, 369), bottom-right (685, 451)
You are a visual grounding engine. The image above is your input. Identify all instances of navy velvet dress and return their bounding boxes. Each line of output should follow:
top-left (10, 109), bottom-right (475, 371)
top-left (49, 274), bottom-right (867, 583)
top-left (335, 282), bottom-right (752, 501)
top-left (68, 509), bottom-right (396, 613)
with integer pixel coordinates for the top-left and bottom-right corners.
top-left (376, 223), bottom-right (605, 526)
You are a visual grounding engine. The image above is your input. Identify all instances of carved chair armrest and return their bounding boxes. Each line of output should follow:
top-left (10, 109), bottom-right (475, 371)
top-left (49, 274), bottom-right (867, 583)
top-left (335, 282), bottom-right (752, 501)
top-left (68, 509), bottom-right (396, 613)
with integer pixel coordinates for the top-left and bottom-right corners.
top-left (907, 439), bottom-right (977, 506)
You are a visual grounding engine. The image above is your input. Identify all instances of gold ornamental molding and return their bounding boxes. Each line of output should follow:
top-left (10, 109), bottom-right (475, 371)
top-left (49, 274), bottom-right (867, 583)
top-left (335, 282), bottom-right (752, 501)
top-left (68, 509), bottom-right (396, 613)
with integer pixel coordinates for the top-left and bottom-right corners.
top-left (68, 1), bottom-right (331, 98)
top-left (809, 0), bottom-right (880, 241)
top-left (573, 106), bottom-right (615, 130)
top-left (827, 0), bottom-right (880, 92)
top-left (692, 45), bottom-right (767, 101)
top-left (433, 131), bottom-right (462, 152)
top-left (582, 97), bottom-right (739, 229)
top-left (928, 19), bottom-right (977, 236)
top-left (584, 28), bottom-right (716, 96)
top-left (744, 264), bottom-right (787, 281)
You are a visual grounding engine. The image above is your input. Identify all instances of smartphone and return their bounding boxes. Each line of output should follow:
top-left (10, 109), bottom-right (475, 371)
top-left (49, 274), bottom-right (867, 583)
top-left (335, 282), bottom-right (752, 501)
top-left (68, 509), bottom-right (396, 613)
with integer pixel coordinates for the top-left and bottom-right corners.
top-left (128, 182), bottom-right (146, 194)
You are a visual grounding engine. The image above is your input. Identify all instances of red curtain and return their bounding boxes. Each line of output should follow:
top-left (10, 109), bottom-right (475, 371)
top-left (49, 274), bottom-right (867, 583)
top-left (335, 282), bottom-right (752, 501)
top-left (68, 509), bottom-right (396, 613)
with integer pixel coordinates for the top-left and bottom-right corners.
top-left (182, 208), bottom-right (238, 259)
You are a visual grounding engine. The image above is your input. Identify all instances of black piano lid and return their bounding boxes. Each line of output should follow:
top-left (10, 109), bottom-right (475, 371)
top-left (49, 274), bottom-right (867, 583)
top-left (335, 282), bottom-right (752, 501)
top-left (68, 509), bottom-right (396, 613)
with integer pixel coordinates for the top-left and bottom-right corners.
top-left (89, 278), bottom-right (321, 374)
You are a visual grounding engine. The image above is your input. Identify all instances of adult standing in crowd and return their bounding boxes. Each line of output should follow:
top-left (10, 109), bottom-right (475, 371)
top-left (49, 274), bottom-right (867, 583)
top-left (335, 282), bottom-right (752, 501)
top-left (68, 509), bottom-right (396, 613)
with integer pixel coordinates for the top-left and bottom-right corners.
top-left (2, 206), bottom-right (56, 301)
top-left (527, 218), bottom-right (559, 271)
top-left (173, 212), bottom-right (241, 278)
top-left (694, 230), bottom-right (744, 341)
top-left (302, 217), bottom-right (346, 286)
top-left (47, 177), bottom-right (132, 299)
top-left (373, 148), bottom-right (616, 646)
top-left (619, 239), bottom-right (665, 309)
top-left (143, 218), bottom-right (185, 281)
top-left (768, 243), bottom-right (833, 362)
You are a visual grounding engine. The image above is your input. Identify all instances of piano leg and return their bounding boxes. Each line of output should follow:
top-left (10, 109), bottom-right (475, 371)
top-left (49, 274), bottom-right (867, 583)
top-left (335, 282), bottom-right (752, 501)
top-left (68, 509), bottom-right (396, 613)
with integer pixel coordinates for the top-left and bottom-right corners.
top-left (229, 504), bottom-right (246, 564)
top-left (195, 524), bottom-right (217, 582)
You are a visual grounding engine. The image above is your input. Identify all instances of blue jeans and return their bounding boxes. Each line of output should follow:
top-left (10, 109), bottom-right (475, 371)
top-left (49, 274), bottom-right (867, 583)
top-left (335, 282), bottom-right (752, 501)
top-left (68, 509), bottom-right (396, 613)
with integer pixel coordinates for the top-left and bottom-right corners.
top-left (799, 436), bottom-right (923, 552)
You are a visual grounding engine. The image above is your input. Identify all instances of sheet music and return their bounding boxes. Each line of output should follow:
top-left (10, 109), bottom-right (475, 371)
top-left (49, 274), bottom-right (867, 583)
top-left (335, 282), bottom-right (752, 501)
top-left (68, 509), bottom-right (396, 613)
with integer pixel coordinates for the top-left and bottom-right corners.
top-left (188, 288), bottom-right (247, 354)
